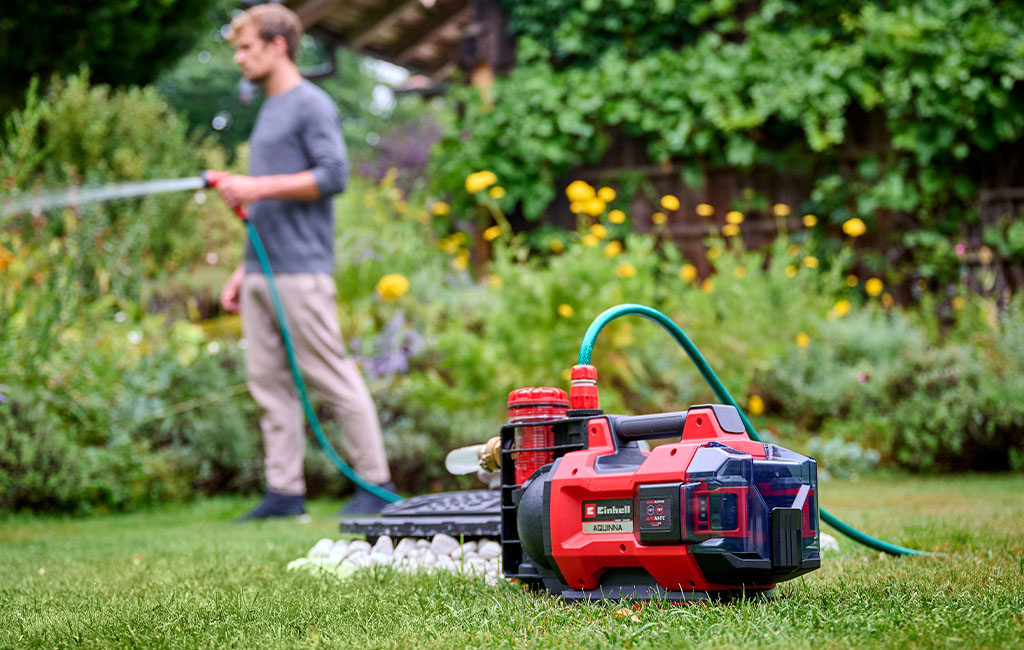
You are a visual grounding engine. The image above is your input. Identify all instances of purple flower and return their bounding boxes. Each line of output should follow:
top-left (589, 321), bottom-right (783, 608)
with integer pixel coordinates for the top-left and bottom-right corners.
top-left (351, 311), bottom-right (424, 381)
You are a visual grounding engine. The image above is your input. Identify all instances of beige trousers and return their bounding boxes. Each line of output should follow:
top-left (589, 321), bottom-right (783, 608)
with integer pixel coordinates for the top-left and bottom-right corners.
top-left (241, 273), bottom-right (390, 495)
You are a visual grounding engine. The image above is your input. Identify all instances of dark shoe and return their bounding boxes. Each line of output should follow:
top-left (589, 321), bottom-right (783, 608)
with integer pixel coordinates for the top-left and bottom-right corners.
top-left (338, 482), bottom-right (396, 517)
top-left (237, 490), bottom-right (307, 521)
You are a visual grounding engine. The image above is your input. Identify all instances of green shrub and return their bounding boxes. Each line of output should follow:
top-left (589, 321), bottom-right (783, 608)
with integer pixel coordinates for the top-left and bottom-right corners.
top-left (757, 299), bottom-right (1024, 471)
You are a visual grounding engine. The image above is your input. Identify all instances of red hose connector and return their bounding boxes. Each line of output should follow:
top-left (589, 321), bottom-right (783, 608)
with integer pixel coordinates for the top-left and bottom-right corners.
top-left (202, 170), bottom-right (248, 221)
top-left (569, 364), bottom-right (599, 410)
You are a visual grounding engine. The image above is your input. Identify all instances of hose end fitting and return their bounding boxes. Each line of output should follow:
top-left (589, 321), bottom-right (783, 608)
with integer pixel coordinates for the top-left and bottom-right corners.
top-left (569, 364), bottom-right (599, 410)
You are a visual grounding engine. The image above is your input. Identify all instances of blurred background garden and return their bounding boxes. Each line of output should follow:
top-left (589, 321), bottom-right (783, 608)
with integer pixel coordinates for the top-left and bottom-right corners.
top-left (2, 0), bottom-right (1023, 515)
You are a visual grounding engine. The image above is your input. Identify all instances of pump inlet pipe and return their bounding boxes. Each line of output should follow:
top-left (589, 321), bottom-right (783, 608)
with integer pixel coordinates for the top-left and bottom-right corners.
top-left (3, 172), bottom-right (402, 504)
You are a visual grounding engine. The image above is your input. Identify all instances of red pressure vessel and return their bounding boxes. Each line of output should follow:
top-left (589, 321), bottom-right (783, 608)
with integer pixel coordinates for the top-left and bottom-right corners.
top-left (508, 387), bottom-right (569, 486)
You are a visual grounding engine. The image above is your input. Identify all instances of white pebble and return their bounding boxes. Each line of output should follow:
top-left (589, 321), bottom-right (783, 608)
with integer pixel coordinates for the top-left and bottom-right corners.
top-left (308, 538), bottom-right (335, 560)
top-left (394, 538), bottom-right (417, 559)
top-left (421, 550), bottom-right (437, 566)
top-left (821, 532), bottom-right (840, 552)
top-left (461, 541), bottom-right (478, 553)
top-left (430, 534), bottom-right (460, 557)
top-left (370, 551), bottom-right (393, 566)
top-left (415, 539), bottom-right (430, 550)
top-left (477, 541), bottom-right (502, 560)
top-left (348, 540), bottom-right (372, 555)
top-left (372, 536), bottom-right (394, 556)
top-left (432, 556), bottom-right (453, 572)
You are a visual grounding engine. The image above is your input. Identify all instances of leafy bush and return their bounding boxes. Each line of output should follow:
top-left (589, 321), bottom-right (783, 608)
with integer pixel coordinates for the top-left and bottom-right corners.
top-left (432, 0), bottom-right (1024, 285)
top-left (757, 300), bottom-right (1024, 471)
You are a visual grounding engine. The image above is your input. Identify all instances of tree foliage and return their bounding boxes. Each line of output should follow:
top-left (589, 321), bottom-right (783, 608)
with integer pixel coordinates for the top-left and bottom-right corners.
top-left (0, 1), bottom-right (211, 110)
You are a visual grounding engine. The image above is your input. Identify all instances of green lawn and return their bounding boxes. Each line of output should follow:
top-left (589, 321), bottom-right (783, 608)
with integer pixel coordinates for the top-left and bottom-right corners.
top-left (2, 475), bottom-right (1022, 649)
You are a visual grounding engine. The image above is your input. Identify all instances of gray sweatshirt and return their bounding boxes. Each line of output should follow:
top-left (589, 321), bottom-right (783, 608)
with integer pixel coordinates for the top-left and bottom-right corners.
top-left (244, 80), bottom-right (349, 275)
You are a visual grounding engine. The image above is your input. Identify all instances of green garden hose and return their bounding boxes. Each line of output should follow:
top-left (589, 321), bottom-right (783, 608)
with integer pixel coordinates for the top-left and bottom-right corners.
top-left (578, 303), bottom-right (932, 556)
top-left (247, 220), bottom-right (401, 503)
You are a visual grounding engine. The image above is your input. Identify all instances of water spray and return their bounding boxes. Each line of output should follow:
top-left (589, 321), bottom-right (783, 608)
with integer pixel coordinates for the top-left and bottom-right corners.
top-left (1, 177), bottom-right (208, 218)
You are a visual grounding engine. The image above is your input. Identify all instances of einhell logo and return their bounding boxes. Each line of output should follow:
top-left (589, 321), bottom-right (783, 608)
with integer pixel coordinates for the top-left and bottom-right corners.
top-left (581, 498), bottom-right (634, 534)
top-left (581, 499), bottom-right (632, 520)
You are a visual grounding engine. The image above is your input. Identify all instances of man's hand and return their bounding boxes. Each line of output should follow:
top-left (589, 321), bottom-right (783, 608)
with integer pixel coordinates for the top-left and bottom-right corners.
top-left (214, 174), bottom-right (265, 207)
top-left (221, 265), bottom-right (245, 313)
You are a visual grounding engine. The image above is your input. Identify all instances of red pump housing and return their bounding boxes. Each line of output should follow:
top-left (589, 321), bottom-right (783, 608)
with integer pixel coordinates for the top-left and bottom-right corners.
top-left (502, 392), bottom-right (820, 601)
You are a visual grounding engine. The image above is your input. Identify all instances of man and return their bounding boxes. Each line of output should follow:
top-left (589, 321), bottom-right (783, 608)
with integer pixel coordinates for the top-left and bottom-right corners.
top-left (215, 3), bottom-right (394, 519)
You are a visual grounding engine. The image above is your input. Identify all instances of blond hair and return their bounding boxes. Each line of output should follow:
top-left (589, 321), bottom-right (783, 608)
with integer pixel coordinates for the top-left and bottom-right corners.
top-left (228, 4), bottom-right (304, 61)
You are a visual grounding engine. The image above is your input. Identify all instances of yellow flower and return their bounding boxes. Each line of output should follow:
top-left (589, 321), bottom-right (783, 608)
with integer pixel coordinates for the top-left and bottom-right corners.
top-left (747, 394), bottom-right (765, 416)
top-left (604, 240), bottom-right (623, 258)
top-left (785, 265), bottom-right (798, 278)
top-left (772, 203), bottom-right (791, 217)
top-left (865, 277), bottom-right (884, 297)
top-left (721, 223), bottom-right (740, 237)
top-left (846, 275), bottom-right (859, 287)
top-left (582, 233), bottom-right (600, 247)
top-left (842, 218), bottom-right (867, 237)
top-left (803, 256), bottom-right (819, 269)
top-left (788, 244), bottom-right (801, 257)
top-left (598, 187), bottom-right (616, 203)
top-left (483, 225), bottom-right (502, 242)
top-left (701, 278), bottom-right (715, 294)
top-left (616, 262), bottom-right (637, 278)
top-left (486, 274), bottom-right (503, 289)
top-left (589, 223), bottom-right (608, 239)
top-left (696, 203), bottom-right (714, 217)
top-left (394, 201), bottom-right (407, 214)
top-left (550, 239), bottom-right (565, 253)
top-left (733, 266), bottom-right (747, 279)
top-left (488, 186), bottom-right (506, 199)
top-left (707, 246), bottom-right (721, 260)
top-left (660, 195), bottom-right (680, 211)
top-left (802, 214), bottom-right (818, 227)
top-left (652, 212), bottom-right (668, 225)
top-left (952, 296), bottom-right (965, 310)
top-left (726, 210), bottom-right (744, 224)
top-left (565, 180), bottom-right (596, 202)
top-left (679, 263), bottom-right (698, 281)
top-left (608, 209), bottom-right (626, 224)
top-left (438, 236), bottom-right (461, 254)
top-left (795, 332), bottom-right (810, 348)
top-left (453, 252), bottom-right (470, 271)
top-left (570, 201), bottom-right (584, 214)
top-left (375, 273), bottom-right (409, 300)
top-left (557, 303), bottom-right (574, 318)
top-left (363, 193), bottom-right (376, 208)
top-left (583, 198), bottom-right (607, 217)
top-left (881, 293), bottom-right (894, 308)
top-left (832, 299), bottom-right (852, 317)
top-left (465, 170), bottom-right (497, 194)
top-left (431, 201), bottom-right (451, 217)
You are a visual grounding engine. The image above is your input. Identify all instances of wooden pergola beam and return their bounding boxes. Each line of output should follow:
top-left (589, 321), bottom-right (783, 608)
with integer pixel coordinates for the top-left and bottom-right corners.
top-left (348, 0), bottom-right (420, 50)
top-left (392, 3), bottom-right (470, 64)
top-left (292, 0), bottom-right (337, 28)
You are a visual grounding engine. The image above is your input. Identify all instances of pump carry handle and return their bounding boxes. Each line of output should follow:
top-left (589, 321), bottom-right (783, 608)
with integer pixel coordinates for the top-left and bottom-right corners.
top-left (613, 411), bottom-right (688, 441)
top-left (202, 170), bottom-right (249, 221)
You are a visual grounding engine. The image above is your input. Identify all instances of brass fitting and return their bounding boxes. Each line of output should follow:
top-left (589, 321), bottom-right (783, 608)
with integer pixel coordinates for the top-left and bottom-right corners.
top-left (478, 436), bottom-right (502, 472)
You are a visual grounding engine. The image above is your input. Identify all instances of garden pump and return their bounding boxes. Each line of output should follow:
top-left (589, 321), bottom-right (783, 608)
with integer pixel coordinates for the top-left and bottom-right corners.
top-left (494, 369), bottom-right (820, 601)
